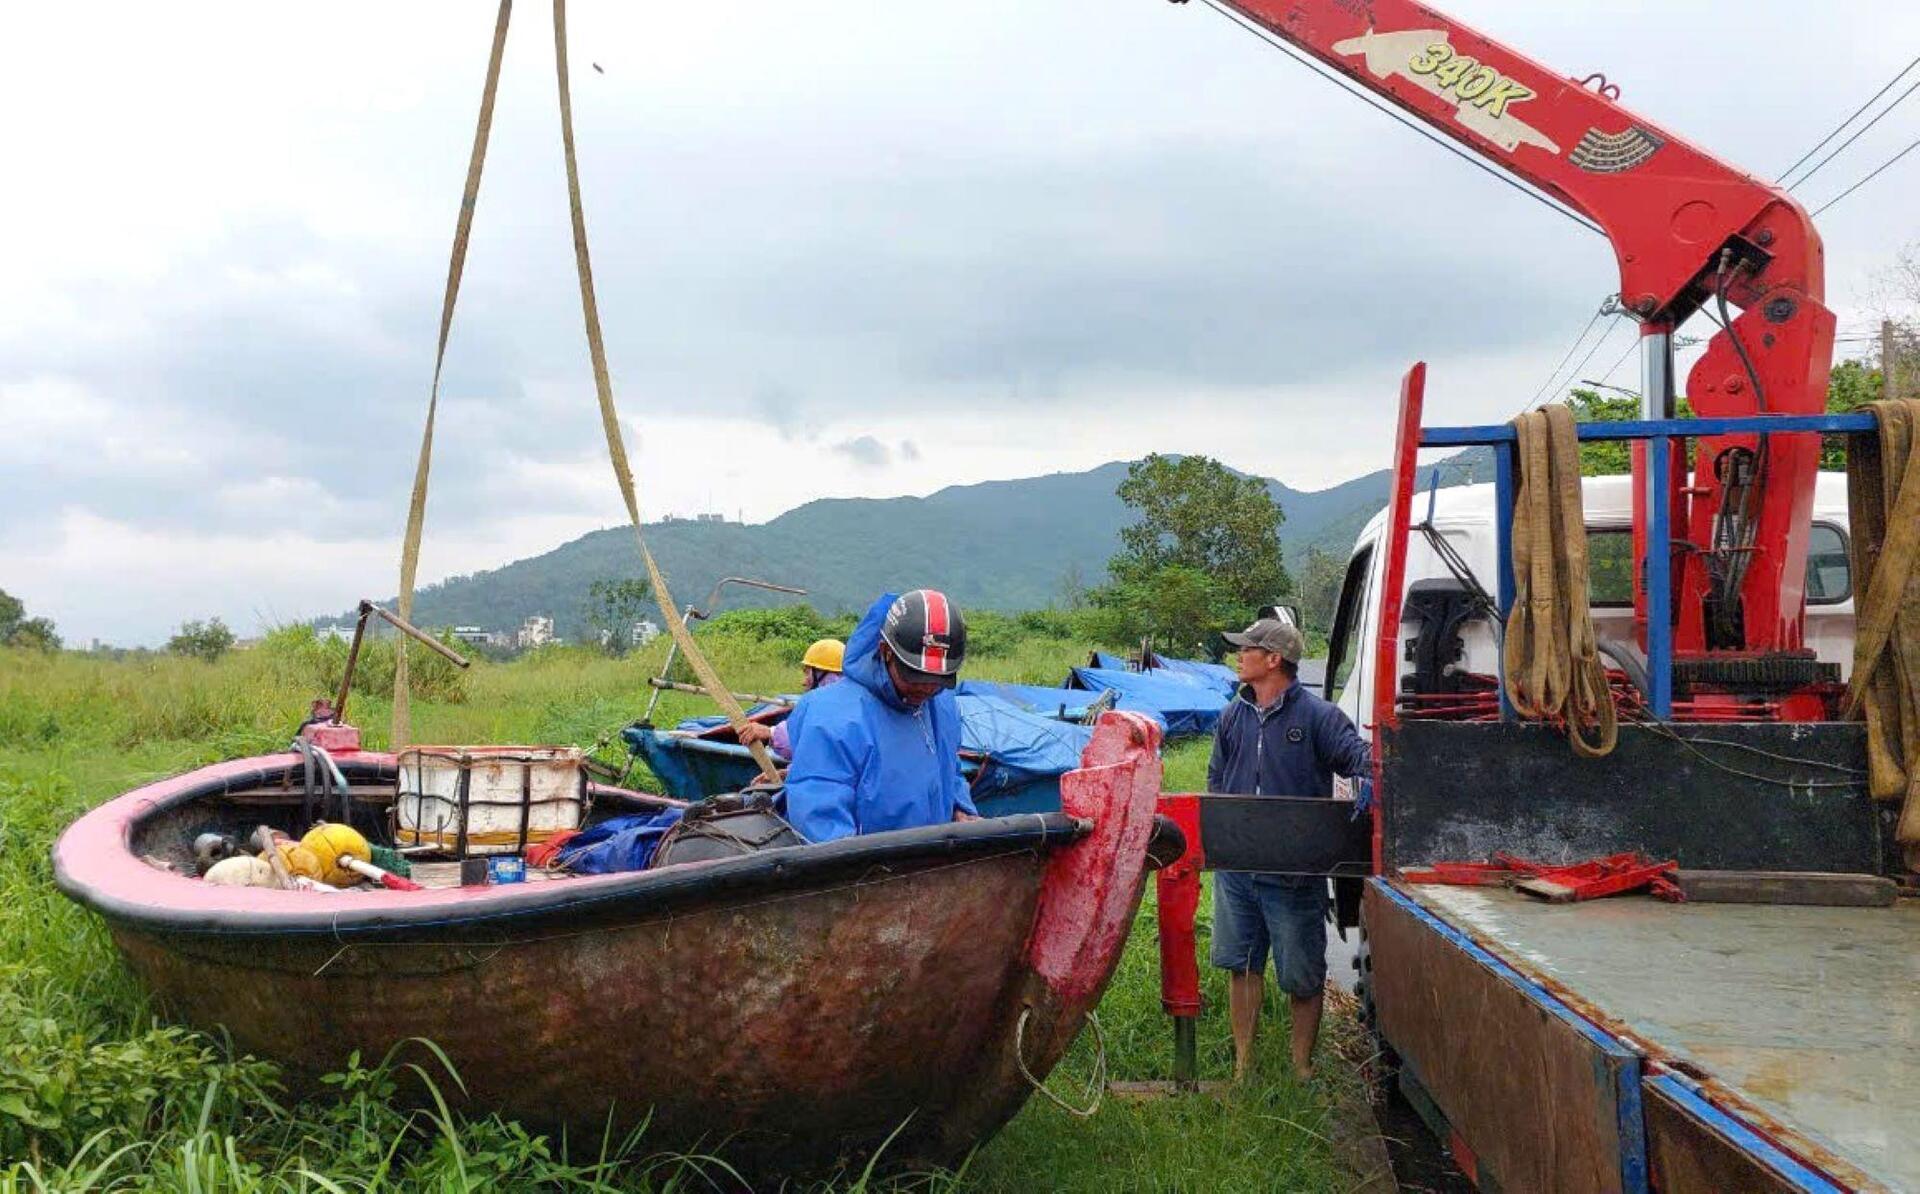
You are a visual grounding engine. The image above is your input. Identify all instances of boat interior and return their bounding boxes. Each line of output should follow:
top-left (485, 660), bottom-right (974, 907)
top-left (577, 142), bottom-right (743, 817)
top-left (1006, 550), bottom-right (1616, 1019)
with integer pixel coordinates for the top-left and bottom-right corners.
top-left (129, 756), bottom-right (675, 891)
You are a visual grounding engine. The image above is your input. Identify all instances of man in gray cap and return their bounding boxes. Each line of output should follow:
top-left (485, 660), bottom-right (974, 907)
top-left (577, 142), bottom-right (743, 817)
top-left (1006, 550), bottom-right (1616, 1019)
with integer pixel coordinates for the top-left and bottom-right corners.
top-left (1208, 614), bottom-right (1370, 1082)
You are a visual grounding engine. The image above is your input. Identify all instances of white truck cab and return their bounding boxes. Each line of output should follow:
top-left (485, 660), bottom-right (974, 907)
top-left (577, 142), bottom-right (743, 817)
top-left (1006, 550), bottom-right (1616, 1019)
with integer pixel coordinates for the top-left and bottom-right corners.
top-left (1320, 472), bottom-right (1856, 736)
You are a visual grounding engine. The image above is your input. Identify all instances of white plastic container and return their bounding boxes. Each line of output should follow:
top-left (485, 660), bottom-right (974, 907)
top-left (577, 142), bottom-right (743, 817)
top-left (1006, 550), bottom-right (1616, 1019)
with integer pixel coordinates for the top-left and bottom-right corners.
top-left (394, 746), bottom-right (588, 856)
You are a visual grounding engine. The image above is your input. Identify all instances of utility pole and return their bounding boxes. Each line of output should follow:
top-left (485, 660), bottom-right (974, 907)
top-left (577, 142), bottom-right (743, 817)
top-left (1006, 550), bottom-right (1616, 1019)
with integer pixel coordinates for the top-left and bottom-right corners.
top-left (1885, 319), bottom-right (1901, 401)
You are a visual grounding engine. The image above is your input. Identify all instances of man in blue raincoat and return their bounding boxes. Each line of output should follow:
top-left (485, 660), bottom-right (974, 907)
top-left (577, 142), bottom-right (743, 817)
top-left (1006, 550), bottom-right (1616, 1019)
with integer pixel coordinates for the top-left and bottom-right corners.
top-left (782, 589), bottom-right (979, 841)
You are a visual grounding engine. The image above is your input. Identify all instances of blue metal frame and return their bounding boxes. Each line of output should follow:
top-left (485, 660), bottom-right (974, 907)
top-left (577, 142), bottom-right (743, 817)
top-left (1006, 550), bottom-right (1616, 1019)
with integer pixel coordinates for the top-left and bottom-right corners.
top-left (1418, 411), bottom-right (1874, 719)
top-left (1376, 881), bottom-right (1649, 1193)
top-left (1644, 1073), bottom-right (1844, 1193)
top-left (1421, 412), bottom-right (1877, 446)
top-left (1646, 433), bottom-right (1673, 715)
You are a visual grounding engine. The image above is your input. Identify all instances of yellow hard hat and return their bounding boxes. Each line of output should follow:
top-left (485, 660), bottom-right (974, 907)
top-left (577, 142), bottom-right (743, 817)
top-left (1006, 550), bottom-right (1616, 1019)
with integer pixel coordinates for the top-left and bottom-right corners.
top-left (802, 638), bottom-right (845, 674)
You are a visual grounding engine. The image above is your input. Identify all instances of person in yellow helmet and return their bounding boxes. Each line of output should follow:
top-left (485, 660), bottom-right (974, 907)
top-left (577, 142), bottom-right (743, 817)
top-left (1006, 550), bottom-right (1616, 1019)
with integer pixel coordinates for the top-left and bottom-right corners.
top-left (737, 638), bottom-right (844, 762)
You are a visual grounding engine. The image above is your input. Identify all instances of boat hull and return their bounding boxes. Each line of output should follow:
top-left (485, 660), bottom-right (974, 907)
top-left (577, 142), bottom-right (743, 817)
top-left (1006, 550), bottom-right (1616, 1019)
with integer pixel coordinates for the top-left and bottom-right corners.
top-left (56, 712), bottom-right (1172, 1178)
top-left (111, 850), bottom-right (1063, 1171)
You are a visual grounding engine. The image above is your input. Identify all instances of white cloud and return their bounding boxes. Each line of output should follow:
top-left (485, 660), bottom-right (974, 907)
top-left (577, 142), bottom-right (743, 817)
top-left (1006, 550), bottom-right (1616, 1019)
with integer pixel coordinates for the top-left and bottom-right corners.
top-left (5, 0), bottom-right (1918, 644)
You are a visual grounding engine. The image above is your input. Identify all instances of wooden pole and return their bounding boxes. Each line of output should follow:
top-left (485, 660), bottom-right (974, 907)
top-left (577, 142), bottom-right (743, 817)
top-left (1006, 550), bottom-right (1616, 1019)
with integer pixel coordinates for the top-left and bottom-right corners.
top-left (1885, 319), bottom-right (1900, 401)
top-left (645, 677), bottom-right (792, 709)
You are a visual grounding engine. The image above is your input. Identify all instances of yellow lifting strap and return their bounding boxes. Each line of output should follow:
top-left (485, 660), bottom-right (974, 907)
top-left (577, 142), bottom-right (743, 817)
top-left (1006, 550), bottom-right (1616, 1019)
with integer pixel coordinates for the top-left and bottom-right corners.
top-left (392, 0), bottom-right (779, 783)
top-left (391, 0), bottom-right (511, 750)
top-left (1503, 405), bottom-right (1619, 758)
top-left (1844, 397), bottom-right (1920, 868)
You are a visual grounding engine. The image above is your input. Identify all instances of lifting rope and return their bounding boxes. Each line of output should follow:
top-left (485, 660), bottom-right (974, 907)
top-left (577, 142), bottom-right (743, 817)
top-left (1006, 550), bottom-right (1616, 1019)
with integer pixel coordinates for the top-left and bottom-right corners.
top-left (392, 0), bottom-right (779, 783)
top-left (391, 0), bottom-right (511, 751)
top-left (1502, 405), bottom-right (1619, 757)
top-left (1844, 398), bottom-right (1920, 870)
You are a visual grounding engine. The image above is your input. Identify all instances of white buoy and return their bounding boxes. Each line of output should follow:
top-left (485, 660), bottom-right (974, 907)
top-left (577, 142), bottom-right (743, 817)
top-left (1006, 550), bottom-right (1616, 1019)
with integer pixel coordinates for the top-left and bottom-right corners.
top-left (203, 855), bottom-right (275, 887)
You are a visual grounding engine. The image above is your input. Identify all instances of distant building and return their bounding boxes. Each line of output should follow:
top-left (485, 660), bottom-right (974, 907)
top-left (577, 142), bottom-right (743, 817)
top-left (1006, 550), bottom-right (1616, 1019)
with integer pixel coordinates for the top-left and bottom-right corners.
top-left (450, 625), bottom-right (493, 647)
top-left (317, 624), bottom-right (354, 643)
top-left (630, 619), bottom-right (661, 647)
top-left (517, 615), bottom-right (555, 650)
top-left (695, 512), bottom-right (726, 524)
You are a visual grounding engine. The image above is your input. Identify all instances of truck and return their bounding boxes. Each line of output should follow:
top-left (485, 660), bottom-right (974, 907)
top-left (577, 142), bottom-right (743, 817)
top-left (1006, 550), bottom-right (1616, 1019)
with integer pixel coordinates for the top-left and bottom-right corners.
top-left (1144, 3), bottom-right (1916, 1191)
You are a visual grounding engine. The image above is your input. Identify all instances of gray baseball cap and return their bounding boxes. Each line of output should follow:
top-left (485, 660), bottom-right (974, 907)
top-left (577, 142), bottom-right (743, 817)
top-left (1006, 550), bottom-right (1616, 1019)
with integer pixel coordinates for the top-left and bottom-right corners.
top-left (1222, 617), bottom-right (1305, 662)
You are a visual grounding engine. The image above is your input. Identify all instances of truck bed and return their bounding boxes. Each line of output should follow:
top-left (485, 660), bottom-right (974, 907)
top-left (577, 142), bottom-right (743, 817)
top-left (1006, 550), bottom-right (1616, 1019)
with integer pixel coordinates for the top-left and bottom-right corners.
top-left (1409, 882), bottom-right (1919, 1190)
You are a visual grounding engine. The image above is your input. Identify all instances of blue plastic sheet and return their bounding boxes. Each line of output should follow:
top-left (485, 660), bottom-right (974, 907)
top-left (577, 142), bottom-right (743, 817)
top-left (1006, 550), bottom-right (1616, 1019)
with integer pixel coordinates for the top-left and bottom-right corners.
top-left (955, 693), bottom-right (1093, 812)
top-left (955, 680), bottom-right (1101, 722)
top-left (554, 808), bottom-right (686, 874)
top-left (1146, 654), bottom-right (1239, 697)
top-left (1066, 667), bottom-right (1229, 737)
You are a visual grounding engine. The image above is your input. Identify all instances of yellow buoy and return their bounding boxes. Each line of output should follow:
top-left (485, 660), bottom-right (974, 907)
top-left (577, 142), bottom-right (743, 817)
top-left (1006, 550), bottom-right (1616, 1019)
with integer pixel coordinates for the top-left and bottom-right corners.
top-left (275, 843), bottom-right (325, 882)
top-left (300, 822), bottom-right (371, 887)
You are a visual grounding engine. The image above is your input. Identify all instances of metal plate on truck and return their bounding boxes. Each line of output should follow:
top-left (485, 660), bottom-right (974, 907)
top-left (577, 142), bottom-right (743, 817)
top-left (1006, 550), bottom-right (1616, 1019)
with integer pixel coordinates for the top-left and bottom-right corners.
top-left (1381, 722), bottom-right (1881, 873)
top-left (1412, 882), bottom-right (1906, 1190)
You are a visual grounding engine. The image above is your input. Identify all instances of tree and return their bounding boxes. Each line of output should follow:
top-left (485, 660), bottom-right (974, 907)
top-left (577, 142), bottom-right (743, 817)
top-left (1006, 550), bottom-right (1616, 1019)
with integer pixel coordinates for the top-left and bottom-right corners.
top-left (0, 588), bottom-right (61, 651)
top-left (1296, 546), bottom-right (1347, 636)
top-left (1112, 454), bottom-right (1291, 602)
top-left (168, 618), bottom-right (236, 661)
top-left (1823, 358), bottom-right (1882, 469)
top-left (1091, 454), bottom-right (1292, 654)
top-left (1563, 363), bottom-right (1879, 475)
top-left (1086, 565), bottom-right (1242, 659)
top-left (1564, 387), bottom-right (1643, 476)
top-left (1056, 562), bottom-right (1088, 611)
top-left (583, 577), bottom-right (654, 656)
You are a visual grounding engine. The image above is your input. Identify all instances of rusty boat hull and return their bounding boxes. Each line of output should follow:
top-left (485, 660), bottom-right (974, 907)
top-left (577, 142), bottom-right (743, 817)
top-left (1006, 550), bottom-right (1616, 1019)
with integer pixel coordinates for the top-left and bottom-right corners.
top-left (54, 713), bottom-right (1173, 1177)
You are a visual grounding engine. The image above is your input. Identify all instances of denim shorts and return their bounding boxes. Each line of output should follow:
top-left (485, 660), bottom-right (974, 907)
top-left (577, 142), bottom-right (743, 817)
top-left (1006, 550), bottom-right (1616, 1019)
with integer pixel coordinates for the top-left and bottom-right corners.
top-left (1209, 871), bottom-right (1329, 997)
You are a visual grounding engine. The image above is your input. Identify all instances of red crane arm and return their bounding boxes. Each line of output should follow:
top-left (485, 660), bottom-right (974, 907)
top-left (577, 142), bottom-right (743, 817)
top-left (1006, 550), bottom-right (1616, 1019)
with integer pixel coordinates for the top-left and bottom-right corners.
top-left (1215, 0), bottom-right (1838, 657)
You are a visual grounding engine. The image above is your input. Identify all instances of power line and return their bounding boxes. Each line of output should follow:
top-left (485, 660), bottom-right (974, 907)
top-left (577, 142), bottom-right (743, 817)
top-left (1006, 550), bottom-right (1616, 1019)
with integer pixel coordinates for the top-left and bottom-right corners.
top-left (1812, 134), bottom-right (1920, 216)
top-left (1778, 53), bottom-right (1920, 184)
top-left (1194, 0), bottom-right (1604, 236)
top-left (1518, 304), bottom-right (1609, 415)
top-left (1597, 334), bottom-right (1642, 387)
top-left (1786, 75), bottom-right (1920, 193)
top-left (1554, 320), bottom-right (1633, 405)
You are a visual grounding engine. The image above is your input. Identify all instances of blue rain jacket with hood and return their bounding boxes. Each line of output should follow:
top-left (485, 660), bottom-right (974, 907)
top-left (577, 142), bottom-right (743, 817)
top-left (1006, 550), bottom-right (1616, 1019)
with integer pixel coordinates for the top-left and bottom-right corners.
top-left (782, 592), bottom-right (977, 842)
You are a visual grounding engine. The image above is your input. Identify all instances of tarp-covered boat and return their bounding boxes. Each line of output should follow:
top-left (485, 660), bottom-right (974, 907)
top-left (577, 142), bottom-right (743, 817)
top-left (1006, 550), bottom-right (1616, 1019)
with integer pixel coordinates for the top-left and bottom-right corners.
top-left (627, 690), bottom-right (1097, 810)
top-left (1065, 667), bottom-right (1230, 737)
top-left (54, 712), bottom-right (1177, 1180)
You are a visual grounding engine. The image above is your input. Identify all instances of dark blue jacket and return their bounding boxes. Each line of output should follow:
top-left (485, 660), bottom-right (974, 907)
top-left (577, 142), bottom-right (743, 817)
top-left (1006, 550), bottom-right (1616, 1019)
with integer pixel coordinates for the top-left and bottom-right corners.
top-left (783, 593), bottom-right (978, 842)
top-left (1206, 680), bottom-right (1370, 799)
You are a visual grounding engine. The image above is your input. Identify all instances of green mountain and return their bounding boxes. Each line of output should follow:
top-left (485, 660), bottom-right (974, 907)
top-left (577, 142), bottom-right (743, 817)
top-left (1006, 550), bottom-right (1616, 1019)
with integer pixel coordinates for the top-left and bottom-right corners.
top-left (367, 452), bottom-right (1486, 638)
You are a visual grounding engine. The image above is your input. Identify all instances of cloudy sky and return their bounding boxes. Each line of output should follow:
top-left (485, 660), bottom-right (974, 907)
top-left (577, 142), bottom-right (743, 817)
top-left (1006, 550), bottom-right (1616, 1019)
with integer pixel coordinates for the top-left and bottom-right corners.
top-left (5, 1), bottom-right (1917, 645)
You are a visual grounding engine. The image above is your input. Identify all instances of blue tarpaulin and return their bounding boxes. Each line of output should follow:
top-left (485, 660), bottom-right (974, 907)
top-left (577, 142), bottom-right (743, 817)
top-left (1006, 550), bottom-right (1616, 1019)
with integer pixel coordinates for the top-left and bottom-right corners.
top-left (554, 808), bottom-right (685, 873)
top-left (956, 679), bottom-right (1102, 721)
top-left (1146, 654), bottom-right (1238, 697)
top-left (1066, 667), bottom-right (1229, 737)
top-left (623, 695), bottom-right (1085, 812)
top-left (955, 693), bottom-right (1093, 811)
top-left (1088, 651), bottom-right (1133, 671)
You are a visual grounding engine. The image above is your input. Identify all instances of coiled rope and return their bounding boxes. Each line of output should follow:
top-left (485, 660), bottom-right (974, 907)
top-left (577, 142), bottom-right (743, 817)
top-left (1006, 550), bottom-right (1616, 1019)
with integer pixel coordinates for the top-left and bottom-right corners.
top-left (393, 0), bottom-right (778, 781)
top-left (1013, 1007), bottom-right (1107, 1119)
top-left (1845, 398), bottom-right (1920, 869)
top-left (1503, 404), bottom-right (1618, 757)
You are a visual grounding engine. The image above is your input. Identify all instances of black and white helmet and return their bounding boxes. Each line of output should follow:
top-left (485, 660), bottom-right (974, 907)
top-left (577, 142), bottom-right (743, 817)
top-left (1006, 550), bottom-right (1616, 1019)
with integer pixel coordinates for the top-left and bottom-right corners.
top-left (881, 589), bottom-right (968, 684)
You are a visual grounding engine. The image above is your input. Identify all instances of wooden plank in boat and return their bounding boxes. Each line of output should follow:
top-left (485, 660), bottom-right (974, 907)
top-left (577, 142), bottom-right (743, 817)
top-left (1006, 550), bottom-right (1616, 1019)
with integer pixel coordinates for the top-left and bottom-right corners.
top-left (406, 861), bottom-right (573, 890)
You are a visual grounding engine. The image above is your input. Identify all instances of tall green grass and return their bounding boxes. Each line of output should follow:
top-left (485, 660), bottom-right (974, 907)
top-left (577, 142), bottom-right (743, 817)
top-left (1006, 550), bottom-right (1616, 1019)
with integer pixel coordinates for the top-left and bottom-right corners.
top-left (0, 633), bottom-right (1356, 1191)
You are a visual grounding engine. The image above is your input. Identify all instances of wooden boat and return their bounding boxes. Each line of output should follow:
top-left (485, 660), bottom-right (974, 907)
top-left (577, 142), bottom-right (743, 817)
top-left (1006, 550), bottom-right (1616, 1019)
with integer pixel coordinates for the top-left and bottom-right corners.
top-left (54, 711), bottom-right (1177, 1179)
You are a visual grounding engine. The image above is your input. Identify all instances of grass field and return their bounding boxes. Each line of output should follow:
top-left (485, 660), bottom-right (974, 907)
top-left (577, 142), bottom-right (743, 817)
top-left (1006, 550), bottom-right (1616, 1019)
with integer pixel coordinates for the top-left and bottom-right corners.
top-left (0, 631), bottom-right (1368, 1191)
